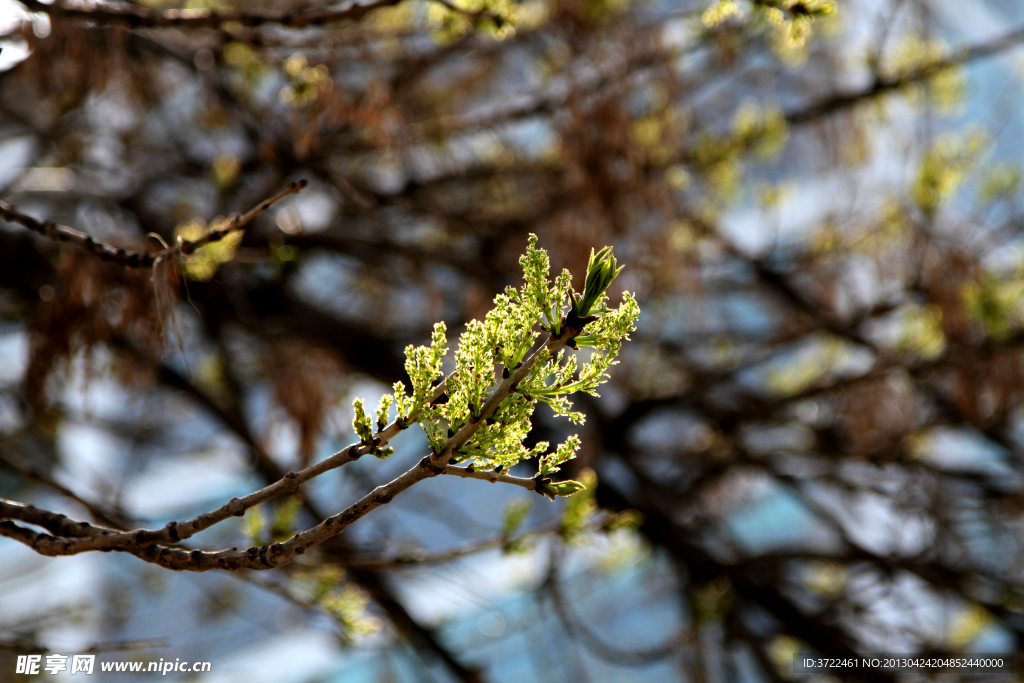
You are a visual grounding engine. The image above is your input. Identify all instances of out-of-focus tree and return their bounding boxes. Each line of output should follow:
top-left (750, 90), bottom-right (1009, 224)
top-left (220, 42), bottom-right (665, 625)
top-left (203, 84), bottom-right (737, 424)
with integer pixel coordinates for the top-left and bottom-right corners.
top-left (2, 0), bottom-right (1024, 680)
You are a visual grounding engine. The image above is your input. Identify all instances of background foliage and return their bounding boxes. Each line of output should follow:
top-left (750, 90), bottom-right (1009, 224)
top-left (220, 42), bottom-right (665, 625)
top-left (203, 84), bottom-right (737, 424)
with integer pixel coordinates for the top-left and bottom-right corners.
top-left (2, 0), bottom-right (1024, 681)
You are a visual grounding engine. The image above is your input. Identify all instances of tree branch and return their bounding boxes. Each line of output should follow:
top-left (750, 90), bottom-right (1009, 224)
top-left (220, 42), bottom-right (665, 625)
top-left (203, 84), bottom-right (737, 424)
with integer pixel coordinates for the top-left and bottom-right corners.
top-left (442, 464), bottom-right (539, 490)
top-left (0, 445), bottom-right (130, 530)
top-left (0, 370), bottom-right (449, 556)
top-left (545, 544), bottom-right (688, 665)
top-left (109, 339), bottom-right (479, 681)
top-left (18, 0), bottom-right (404, 29)
top-left (0, 180), bottom-right (307, 268)
top-left (786, 24), bottom-right (1024, 125)
top-left (0, 322), bottom-right (581, 571)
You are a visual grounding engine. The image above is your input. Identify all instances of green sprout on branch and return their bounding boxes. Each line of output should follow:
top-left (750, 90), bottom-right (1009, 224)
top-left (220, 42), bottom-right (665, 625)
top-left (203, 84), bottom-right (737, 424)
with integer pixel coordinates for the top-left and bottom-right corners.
top-left (568, 245), bottom-right (625, 325)
top-left (350, 235), bottom-right (639, 497)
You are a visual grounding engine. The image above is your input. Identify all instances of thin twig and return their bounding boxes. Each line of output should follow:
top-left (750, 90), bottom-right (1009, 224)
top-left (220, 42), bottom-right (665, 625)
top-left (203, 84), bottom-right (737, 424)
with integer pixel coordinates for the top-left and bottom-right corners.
top-left (0, 445), bottom-right (130, 530)
top-left (442, 464), bottom-right (538, 491)
top-left (786, 23), bottom-right (1024, 125)
top-left (0, 180), bottom-right (308, 268)
top-left (19, 0), bottom-right (404, 29)
top-left (545, 544), bottom-right (689, 665)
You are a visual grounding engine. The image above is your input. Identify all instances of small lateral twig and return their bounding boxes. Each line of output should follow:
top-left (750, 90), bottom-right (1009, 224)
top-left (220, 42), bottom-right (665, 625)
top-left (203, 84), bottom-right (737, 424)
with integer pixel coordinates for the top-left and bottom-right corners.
top-left (442, 464), bottom-right (537, 490)
top-left (0, 179), bottom-right (308, 268)
top-left (786, 23), bottom-right (1024, 125)
top-left (0, 445), bottom-right (130, 530)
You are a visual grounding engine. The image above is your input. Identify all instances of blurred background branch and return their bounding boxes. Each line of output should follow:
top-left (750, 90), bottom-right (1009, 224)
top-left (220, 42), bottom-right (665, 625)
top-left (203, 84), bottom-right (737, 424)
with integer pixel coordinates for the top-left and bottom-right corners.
top-left (3, 0), bottom-right (1024, 680)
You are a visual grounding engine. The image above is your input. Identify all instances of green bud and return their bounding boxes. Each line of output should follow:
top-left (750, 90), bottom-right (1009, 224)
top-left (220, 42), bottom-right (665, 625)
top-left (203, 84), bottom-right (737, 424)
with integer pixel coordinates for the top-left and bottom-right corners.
top-left (352, 398), bottom-right (374, 444)
top-left (551, 480), bottom-right (587, 496)
top-left (571, 334), bottom-right (598, 347)
top-left (375, 394), bottom-right (393, 432)
top-left (536, 478), bottom-right (587, 499)
top-left (572, 246), bottom-right (624, 319)
top-left (373, 446), bottom-right (395, 460)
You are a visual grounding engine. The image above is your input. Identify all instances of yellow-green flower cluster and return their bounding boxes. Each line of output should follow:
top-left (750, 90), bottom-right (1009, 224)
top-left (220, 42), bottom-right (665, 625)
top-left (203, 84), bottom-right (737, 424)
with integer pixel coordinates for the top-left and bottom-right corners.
top-left (354, 397), bottom-right (394, 458)
top-left (519, 234), bottom-right (574, 336)
top-left (393, 321), bottom-right (448, 420)
top-left (350, 235), bottom-right (639, 482)
top-left (352, 398), bottom-right (373, 443)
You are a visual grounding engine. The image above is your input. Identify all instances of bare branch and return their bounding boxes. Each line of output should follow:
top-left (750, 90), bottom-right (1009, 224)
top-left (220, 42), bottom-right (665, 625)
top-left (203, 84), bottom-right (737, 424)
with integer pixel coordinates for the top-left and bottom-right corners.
top-left (0, 445), bottom-right (130, 530)
top-left (347, 536), bottom-right (507, 568)
top-left (786, 24), bottom-right (1024, 125)
top-left (442, 464), bottom-right (539, 490)
top-left (19, 0), bottom-right (405, 30)
top-left (0, 371), bottom-right (448, 554)
top-left (545, 545), bottom-right (689, 665)
top-left (0, 179), bottom-right (307, 268)
top-left (0, 323), bottom-right (582, 572)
